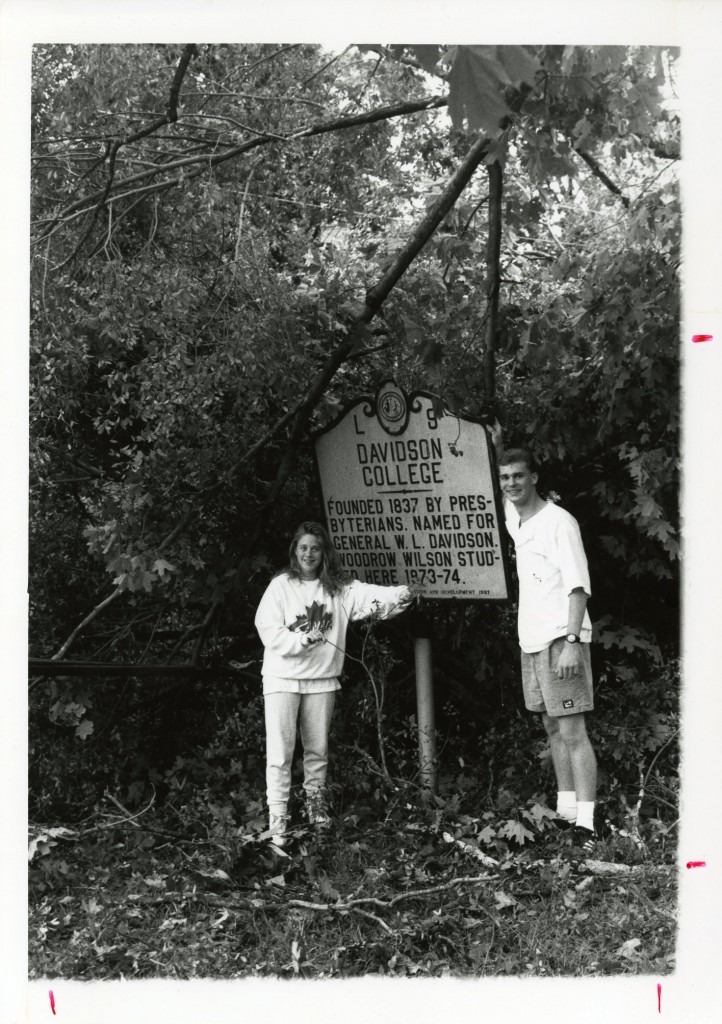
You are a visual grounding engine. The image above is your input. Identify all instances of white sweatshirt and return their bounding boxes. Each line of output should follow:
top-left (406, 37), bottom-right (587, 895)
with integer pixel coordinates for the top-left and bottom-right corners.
top-left (254, 574), bottom-right (410, 694)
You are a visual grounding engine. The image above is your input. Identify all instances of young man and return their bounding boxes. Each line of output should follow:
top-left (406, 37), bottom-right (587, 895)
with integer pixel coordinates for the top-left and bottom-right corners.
top-left (497, 444), bottom-right (599, 853)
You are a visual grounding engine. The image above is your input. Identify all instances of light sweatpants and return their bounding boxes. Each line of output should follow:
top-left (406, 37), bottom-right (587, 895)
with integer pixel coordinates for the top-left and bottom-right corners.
top-left (264, 690), bottom-right (336, 815)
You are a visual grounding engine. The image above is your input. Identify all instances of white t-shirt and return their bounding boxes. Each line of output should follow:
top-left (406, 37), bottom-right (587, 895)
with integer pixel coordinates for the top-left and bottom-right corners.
top-left (254, 574), bottom-right (409, 694)
top-left (504, 499), bottom-right (592, 653)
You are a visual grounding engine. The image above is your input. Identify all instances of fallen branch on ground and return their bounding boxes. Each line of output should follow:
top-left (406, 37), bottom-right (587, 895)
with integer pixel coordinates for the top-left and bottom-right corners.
top-left (186, 873), bottom-right (500, 921)
top-left (442, 831), bottom-right (500, 868)
top-left (579, 860), bottom-right (674, 878)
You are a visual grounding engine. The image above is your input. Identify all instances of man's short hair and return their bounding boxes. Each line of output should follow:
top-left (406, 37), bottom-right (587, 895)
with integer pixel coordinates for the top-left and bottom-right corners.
top-left (499, 447), bottom-right (537, 473)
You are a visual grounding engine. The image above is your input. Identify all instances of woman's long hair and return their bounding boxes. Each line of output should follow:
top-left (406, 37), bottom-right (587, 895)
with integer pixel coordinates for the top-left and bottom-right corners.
top-left (282, 520), bottom-right (352, 596)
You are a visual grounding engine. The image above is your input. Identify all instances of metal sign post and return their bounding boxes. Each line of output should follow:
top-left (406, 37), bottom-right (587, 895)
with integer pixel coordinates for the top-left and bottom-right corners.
top-left (313, 381), bottom-right (510, 793)
top-left (413, 617), bottom-right (437, 793)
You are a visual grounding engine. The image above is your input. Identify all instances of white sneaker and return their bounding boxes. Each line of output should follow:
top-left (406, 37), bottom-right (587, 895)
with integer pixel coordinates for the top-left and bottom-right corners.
top-left (269, 813), bottom-right (290, 847)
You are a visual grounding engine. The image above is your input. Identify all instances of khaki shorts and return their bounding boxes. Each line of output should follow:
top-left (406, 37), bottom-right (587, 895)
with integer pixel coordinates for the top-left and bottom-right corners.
top-left (521, 637), bottom-right (594, 717)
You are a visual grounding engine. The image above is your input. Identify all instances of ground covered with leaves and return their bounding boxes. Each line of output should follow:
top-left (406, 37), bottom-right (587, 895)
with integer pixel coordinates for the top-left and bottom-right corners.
top-left (29, 645), bottom-right (680, 980)
top-left (29, 788), bottom-right (677, 981)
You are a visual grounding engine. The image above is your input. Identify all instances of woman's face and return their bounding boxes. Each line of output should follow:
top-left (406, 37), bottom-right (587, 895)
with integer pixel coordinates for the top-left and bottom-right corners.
top-left (295, 533), bottom-right (323, 579)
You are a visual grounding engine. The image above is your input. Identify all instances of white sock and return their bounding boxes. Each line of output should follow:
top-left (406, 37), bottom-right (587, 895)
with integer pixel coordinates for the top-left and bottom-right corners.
top-left (576, 801), bottom-right (595, 832)
top-left (556, 791), bottom-right (577, 822)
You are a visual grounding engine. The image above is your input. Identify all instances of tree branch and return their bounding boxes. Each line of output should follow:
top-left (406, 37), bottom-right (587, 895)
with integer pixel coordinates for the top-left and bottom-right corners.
top-left (51, 586), bottom-right (123, 661)
top-left (251, 132), bottom-right (492, 544)
top-left (482, 160), bottom-right (503, 409)
top-left (362, 134), bottom-right (491, 313)
top-left (166, 45), bottom-right (198, 123)
top-left (171, 133), bottom-right (494, 653)
top-left (38, 45), bottom-right (198, 247)
top-left (574, 147), bottom-right (630, 208)
top-left (40, 442), bottom-right (106, 480)
top-left (647, 141), bottom-right (680, 161)
top-left (33, 95), bottom-right (449, 244)
top-left (42, 119), bottom-right (484, 659)
top-left (298, 46), bottom-right (352, 89)
top-left (55, 139), bottom-right (121, 270)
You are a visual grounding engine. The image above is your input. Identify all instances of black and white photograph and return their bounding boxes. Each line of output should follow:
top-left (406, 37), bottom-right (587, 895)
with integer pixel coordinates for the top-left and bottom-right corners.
top-left (2, 1), bottom-right (721, 1022)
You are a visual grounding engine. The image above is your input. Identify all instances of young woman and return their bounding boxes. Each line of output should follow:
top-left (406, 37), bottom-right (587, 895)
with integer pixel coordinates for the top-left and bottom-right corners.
top-left (255, 520), bottom-right (414, 845)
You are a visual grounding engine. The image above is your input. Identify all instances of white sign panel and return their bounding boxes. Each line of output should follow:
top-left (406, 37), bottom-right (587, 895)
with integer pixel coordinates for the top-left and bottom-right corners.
top-left (313, 382), bottom-right (510, 601)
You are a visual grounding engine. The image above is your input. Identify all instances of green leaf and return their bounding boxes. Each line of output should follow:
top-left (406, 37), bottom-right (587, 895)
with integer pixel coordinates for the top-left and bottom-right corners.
top-left (526, 802), bottom-right (557, 825)
top-left (317, 876), bottom-right (341, 901)
top-left (152, 557), bottom-right (176, 578)
top-left (499, 819), bottom-right (534, 845)
top-left (494, 890), bottom-right (518, 909)
top-left (407, 45), bottom-right (444, 77)
top-left (195, 867), bottom-right (232, 885)
top-left (446, 46), bottom-right (513, 136)
top-left (478, 825), bottom-right (497, 844)
top-left (75, 719), bottom-right (94, 741)
top-left (496, 46), bottom-right (541, 88)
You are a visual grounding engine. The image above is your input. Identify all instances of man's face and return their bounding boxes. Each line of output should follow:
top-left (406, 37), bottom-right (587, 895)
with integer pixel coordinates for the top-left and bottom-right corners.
top-left (499, 461), bottom-right (538, 506)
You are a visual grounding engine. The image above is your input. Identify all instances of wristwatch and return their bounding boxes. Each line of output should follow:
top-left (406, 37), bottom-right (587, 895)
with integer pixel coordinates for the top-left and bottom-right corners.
top-left (565, 633), bottom-right (581, 644)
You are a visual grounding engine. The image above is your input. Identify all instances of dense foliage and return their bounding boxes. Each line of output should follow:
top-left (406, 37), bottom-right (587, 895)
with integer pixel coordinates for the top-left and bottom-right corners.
top-left (29, 43), bottom-right (680, 978)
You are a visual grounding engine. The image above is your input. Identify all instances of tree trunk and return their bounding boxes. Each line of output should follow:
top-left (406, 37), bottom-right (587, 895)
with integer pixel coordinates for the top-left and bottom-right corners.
top-left (49, 132), bottom-right (494, 661)
top-left (483, 160), bottom-right (503, 410)
top-left (253, 131), bottom-right (493, 541)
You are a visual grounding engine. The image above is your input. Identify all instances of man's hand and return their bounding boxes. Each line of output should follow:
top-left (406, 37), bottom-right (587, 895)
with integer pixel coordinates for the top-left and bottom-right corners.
top-left (396, 586), bottom-right (415, 610)
top-left (556, 642), bottom-right (583, 679)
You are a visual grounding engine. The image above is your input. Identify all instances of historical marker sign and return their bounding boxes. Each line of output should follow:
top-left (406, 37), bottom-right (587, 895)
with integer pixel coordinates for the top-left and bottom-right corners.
top-left (313, 381), bottom-right (510, 601)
